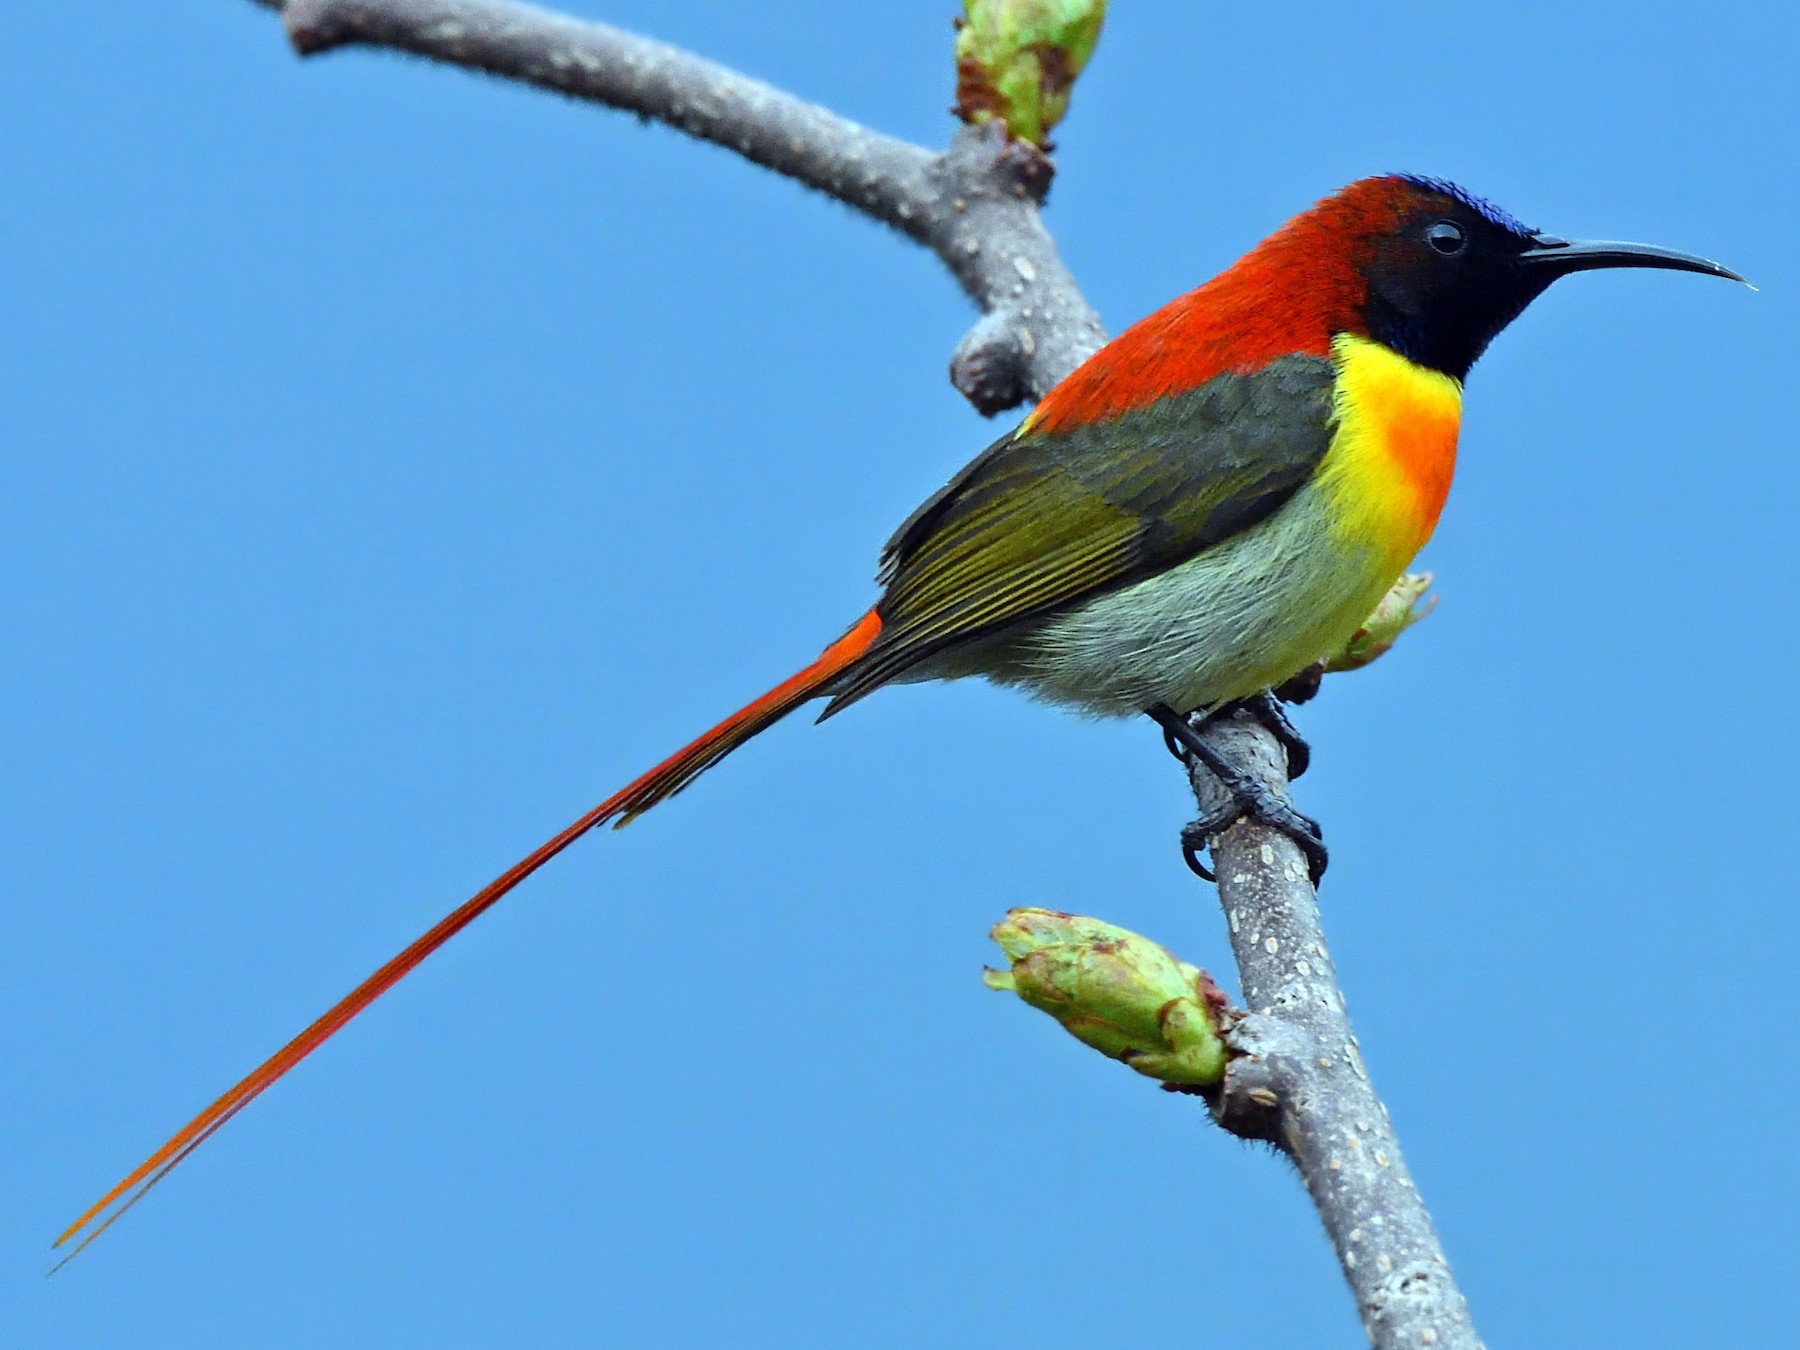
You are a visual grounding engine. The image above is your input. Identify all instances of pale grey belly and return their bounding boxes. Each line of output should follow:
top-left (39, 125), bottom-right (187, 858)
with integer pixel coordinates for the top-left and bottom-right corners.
top-left (928, 484), bottom-right (1403, 717)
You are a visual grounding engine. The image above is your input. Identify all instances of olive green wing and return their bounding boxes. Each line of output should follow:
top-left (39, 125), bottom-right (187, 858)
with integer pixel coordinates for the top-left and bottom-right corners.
top-left (823, 354), bottom-right (1337, 714)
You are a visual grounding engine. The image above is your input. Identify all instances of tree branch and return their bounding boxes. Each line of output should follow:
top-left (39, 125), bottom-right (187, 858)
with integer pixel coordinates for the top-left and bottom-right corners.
top-left (272, 0), bottom-right (1104, 412)
top-left (1187, 712), bottom-right (1483, 1349)
top-left (244, 3), bottom-right (1481, 1342)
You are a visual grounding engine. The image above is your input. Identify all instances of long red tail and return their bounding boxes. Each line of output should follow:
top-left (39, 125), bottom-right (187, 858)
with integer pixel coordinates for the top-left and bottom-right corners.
top-left (54, 608), bottom-right (884, 1266)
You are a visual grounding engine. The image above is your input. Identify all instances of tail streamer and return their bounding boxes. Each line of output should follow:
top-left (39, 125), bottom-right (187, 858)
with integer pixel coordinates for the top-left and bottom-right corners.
top-left (54, 609), bottom-right (883, 1267)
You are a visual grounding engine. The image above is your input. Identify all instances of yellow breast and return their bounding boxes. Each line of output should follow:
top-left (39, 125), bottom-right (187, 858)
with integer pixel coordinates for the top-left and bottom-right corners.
top-left (1318, 333), bottom-right (1463, 570)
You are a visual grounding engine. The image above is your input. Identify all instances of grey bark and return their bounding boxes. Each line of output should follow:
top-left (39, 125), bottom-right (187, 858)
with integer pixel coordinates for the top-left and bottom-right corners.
top-left (245, 2), bottom-right (1481, 1344)
top-left (1189, 712), bottom-right (1483, 1349)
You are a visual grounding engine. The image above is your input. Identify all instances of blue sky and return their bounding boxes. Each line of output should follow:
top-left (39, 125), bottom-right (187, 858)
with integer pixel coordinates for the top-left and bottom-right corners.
top-left (5, 1), bottom-right (1794, 1344)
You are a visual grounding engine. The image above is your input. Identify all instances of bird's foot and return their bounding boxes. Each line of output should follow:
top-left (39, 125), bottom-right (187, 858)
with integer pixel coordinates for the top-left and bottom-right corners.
top-left (1151, 702), bottom-right (1328, 887)
top-left (1157, 692), bottom-right (1313, 781)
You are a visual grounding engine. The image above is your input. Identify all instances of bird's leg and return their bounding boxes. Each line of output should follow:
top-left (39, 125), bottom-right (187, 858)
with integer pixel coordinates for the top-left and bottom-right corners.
top-left (1159, 700), bottom-right (1224, 763)
top-left (1150, 703), bottom-right (1328, 886)
top-left (1156, 703), bottom-right (1240, 881)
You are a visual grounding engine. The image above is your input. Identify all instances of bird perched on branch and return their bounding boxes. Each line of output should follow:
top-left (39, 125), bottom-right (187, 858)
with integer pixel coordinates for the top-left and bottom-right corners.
top-left (58, 174), bottom-right (1741, 1261)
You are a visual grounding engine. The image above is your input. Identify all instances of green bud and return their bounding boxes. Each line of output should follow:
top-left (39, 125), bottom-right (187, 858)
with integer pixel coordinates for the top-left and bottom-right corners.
top-left (983, 909), bottom-right (1229, 1086)
top-left (953, 0), bottom-right (1109, 146)
top-left (1324, 571), bottom-right (1437, 674)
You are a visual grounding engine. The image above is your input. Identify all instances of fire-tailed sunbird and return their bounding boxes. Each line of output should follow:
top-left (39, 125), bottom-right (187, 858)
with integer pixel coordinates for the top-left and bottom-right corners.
top-left (58, 174), bottom-right (1742, 1261)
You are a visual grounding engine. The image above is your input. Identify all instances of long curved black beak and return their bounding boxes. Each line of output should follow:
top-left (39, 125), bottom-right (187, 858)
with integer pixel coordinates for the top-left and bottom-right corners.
top-left (1521, 233), bottom-right (1747, 285)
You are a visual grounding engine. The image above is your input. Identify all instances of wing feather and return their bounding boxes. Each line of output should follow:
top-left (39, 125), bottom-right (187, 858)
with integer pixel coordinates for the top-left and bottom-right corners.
top-left (827, 356), bottom-right (1337, 712)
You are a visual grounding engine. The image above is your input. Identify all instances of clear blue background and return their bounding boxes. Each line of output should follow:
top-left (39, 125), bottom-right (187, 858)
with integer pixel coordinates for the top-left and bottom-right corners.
top-left (5, 2), bottom-right (1792, 1344)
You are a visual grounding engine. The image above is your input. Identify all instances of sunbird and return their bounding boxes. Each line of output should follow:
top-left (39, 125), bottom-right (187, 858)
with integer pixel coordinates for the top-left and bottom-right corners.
top-left (58, 174), bottom-right (1741, 1261)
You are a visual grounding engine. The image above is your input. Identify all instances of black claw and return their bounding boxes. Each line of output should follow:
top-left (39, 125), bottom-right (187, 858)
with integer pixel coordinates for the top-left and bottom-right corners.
top-left (1179, 818), bottom-right (1225, 882)
top-left (1181, 839), bottom-right (1215, 882)
top-left (1261, 802), bottom-right (1328, 886)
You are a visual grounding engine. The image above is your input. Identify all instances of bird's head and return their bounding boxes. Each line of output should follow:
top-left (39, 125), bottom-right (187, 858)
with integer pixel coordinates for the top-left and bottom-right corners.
top-left (1315, 175), bottom-right (1743, 379)
top-left (1021, 174), bottom-right (1742, 437)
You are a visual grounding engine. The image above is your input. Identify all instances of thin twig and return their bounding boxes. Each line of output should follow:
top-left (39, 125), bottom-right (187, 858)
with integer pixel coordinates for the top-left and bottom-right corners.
top-left (275, 0), bottom-right (1103, 412)
top-left (243, 3), bottom-right (1480, 1343)
top-left (1188, 712), bottom-right (1483, 1349)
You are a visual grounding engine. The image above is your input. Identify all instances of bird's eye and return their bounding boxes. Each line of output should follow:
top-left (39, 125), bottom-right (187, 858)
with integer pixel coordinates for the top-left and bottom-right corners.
top-left (1426, 221), bottom-right (1467, 256)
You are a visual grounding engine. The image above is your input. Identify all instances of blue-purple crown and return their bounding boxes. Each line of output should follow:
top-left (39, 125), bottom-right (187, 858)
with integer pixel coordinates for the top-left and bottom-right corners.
top-left (1396, 174), bottom-right (1536, 237)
